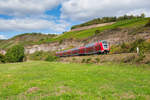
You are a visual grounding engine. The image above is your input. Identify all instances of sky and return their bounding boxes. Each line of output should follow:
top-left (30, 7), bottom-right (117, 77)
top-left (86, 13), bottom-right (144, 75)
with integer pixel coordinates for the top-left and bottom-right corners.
top-left (0, 0), bottom-right (150, 39)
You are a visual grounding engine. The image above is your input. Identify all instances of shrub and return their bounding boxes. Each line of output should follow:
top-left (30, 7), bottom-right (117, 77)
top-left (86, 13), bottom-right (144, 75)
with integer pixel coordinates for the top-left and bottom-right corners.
top-left (120, 43), bottom-right (130, 53)
top-left (86, 58), bottom-right (91, 63)
top-left (0, 54), bottom-right (5, 63)
top-left (95, 58), bottom-right (100, 63)
top-left (81, 59), bottom-right (86, 63)
top-left (95, 30), bottom-right (100, 35)
top-left (145, 19), bottom-right (150, 27)
top-left (29, 51), bottom-right (44, 60)
top-left (130, 39), bottom-right (145, 52)
top-left (110, 45), bottom-right (123, 54)
top-left (45, 56), bottom-right (58, 62)
top-left (28, 51), bottom-right (57, 61)
top-left (5, 45), bottom-right (25, 63)
top-left (59, 40), bottom-right (63, 44)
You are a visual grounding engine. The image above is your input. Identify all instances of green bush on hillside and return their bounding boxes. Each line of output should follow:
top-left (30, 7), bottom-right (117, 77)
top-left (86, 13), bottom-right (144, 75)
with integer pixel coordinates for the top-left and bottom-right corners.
top-left (45, 56), bottom-right (58, 62)
top-left (5, 45), bottom-right (25, 63)
top-left (95, 30), bottom-right (100, 35)
top-left (111, 39), bottom-right (150, 54)
top-left (0, 54), bottom-right (5, 63)
top-left (145, 19), bottom-right (150, 27)
top-left (130, 39), bottom-right (145, 52)
top-left (28, 51), bottom-right (58, 61)
top-left (29, 51), bottom-right (45, 60)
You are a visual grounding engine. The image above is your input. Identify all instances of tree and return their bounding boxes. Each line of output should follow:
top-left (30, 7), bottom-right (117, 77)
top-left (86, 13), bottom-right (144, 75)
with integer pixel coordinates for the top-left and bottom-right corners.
top-left (0, 54), bottom-right (5, 63)
top-left (5, 45), bottom-right (25, 63)
top-left (140, 13), bottom-right (145, 18)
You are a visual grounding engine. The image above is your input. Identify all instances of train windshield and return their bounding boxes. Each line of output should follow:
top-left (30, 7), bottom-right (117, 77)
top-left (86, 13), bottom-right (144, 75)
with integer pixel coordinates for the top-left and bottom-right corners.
top-left (102, 41), bottom-right (108, 49)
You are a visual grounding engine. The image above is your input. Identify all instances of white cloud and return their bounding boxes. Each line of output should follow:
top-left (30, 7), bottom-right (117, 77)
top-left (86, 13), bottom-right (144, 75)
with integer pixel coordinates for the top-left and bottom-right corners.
top-left (0, 0), bottom-right (150, 34)
top-left (0, 0), bottom-right (63, 16)
top-left (61, 0), bottom-right (150, 21)
top-left (0, 35), bottom-right (7, 39)
top-left (126, 9), bottom-right (150, 17)
top-left (0, 18), bottom-right (70, 32)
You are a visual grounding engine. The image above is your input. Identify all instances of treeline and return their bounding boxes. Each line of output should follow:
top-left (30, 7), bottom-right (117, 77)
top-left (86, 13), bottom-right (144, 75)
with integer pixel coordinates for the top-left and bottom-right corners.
top-left (71, 13), bottom-right (145, 29)
top-left (12, 32), bottom-right (56, 39)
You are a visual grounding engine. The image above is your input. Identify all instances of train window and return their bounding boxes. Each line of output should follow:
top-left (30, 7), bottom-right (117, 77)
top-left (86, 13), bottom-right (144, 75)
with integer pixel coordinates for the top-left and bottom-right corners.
top-left (102, 41), bottom-right (107, 44)
top-left (104, 45), bottom-right (108, 48)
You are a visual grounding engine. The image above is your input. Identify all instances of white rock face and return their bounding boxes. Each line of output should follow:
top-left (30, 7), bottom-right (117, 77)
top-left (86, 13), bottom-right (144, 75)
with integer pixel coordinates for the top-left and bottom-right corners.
top-left (25, 40), bottom-right (85, 54)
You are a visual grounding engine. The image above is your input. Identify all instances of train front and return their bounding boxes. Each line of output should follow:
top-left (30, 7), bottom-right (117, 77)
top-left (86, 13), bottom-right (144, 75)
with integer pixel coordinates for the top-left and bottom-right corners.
top-left (101, 40), bottom-right (110, 54)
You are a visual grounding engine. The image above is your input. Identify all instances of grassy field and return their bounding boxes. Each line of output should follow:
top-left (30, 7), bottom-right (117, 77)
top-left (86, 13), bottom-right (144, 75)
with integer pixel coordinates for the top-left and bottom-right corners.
top-left (0, 61), bottom-right (150, 100)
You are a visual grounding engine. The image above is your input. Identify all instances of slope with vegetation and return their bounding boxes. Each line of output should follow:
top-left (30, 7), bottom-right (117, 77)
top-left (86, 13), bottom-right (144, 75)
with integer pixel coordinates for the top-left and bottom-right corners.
top-left (71, 14), bottom-right (145, 29)
top-left (0, 33), bottom-right (56, 49)
top-left (44, 17), bottom-right (150, 42)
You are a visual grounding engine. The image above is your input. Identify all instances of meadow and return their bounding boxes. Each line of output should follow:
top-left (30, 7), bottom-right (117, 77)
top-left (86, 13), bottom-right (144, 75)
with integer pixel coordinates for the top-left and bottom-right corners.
top-left (0, 61), bottom-right (150, 100)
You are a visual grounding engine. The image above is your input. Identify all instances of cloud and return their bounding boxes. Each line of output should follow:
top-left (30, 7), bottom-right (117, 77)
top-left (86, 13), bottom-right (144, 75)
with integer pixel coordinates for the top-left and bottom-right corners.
top-left (0, 0), bottom-right (149, 35)
top-left (0, 35), bottom-right (7, 39)
top-left (0, 0), bottom-right (63, 16)
top-left (125, 9), bottom-right (150, 17)
top-left (61, 0), bottom-right (150, 21)
top-left (0, 18), bottom-right (70, 32)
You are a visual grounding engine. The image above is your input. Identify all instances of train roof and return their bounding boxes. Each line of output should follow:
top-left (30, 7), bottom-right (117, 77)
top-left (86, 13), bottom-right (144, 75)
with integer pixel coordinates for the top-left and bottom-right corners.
top-left (85, 43), bottom-right (95, 47)
top-left (70, 48), bottom-right (78, 51)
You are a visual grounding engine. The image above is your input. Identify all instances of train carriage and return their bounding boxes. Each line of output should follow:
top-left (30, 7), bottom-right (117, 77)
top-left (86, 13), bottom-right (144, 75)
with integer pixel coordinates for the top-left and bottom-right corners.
top-left (56, 40), bottom-right (110, 57)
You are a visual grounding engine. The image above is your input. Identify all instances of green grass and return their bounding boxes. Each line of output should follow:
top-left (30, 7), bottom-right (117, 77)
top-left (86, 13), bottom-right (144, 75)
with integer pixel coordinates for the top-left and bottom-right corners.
top-left (0, 61), bottom-right (150, 100)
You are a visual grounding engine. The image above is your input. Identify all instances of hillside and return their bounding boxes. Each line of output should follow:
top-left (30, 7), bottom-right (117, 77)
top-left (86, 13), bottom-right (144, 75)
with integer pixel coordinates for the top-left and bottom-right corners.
top-left (0, 33), bottom-right (56, 49)
top-left (71, 14), bottom-right (145, 30)
top-left (43, 18), bottom-right (150, 43)
top-left (0, 17), bottom-right (150, 54)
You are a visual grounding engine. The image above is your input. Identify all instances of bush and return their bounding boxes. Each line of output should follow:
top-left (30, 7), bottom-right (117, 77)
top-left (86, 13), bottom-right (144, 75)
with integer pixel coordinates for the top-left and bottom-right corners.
top-left (28, 51), bottom-right (59, 61)
top-left (81, 59), bottom-right (86, 63)
top-left (5, 45), bottom-right (25, 63)
top-left (29, 51), bottom-right (44, 60)
top-left (120, 43), bottom-right (130, 53)
top-left (95, 30), bottom-right (100, 35)
top-left (95, 58), bottom-right (100, 63)
top-left (86, 58), bottom-right (91, 63)
top-left (110, 45), bottom-right (123, 54)
top-left (145, 19), bottom-right (150, 27)
top-left (45, 56), bottom-right (58, 62)
top-left (130, 39), bottom-right (145, 52)
top-left (0, 54), bottom-right (5, 63)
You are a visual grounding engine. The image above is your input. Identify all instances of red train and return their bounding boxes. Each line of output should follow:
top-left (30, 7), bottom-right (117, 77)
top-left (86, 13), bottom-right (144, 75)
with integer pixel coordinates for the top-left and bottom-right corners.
top-left (56, 40), bottom-right (110, 57)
